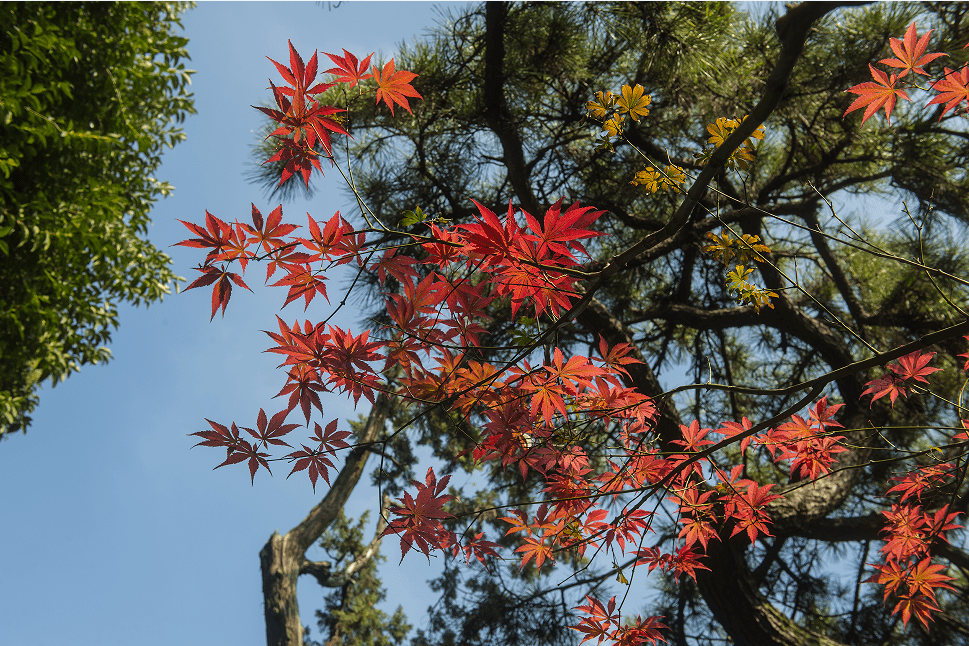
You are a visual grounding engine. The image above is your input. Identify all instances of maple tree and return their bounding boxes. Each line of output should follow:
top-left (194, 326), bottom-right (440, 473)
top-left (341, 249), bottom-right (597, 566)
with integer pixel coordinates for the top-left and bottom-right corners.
top-left (183, 4), bottom-right (969, 646)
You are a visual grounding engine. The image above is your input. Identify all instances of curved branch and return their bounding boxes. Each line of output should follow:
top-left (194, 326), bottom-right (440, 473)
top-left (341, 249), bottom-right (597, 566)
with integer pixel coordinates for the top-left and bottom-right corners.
top-left (299, 493), bottom-right (393, 588)
top-left (259, 392), bottom-right (394, 646)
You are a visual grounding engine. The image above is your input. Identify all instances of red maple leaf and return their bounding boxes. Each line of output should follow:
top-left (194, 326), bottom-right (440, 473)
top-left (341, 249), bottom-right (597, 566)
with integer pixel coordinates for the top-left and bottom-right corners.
top-left (616, 616), bottom-right (668, 646)
top-left (844, 64), bottom-right (910, 124)
top-left (190, 418), bottom-right (242, 455)
top-left (371, 58), bottom-right (422, 115)
top-left (671, 420), bottom-right (715, 452)
top-left (217, 439), bottom-right (272, 484)
top-left (263, 137), bottom-right (325, 188)
top-left (726, 481), bottom-right (782, 544)
top-left (285, 445), bottom-right (335, 492)
top-left (265, 40), bottom-right (332, 99)
top-left (807, 396), bottom-right (844, 429)
top-left (716, 416), bottom-right (757, 453)
top-left (324, 49), bottom-right (373, 87)
top-left (381, 467), bottom-right (455, 559)
top-left (572, 595), bottom-right (619, 645)
top-left (184, 264), bottom-right (252, 321)
top-left (271, 263), bottom-right (329, 310)
top-left (451, 532), bottom-right (502, 569)
top-left (862, 374), bottom-right (908, 407)
top-left (321, 325), bottom-right (384, 405)
top-left (258, 42), bottom-right (347, 158)
top-left (927, 66), bottom-right (969, 118)
top-left (669, 546), bottom-right (711, 582)
top-left (515, 535), bottom-right (555, 570)
top-left (242, 407), bottom-right (299, 449)
top-left (275, 364), bottom-right (325, 425)
top-left (893, 593), bottom-right (941, 630)
top-left (370, 248), bottom-right (420, 286)
top-left (256, 79), bottom-right (346, 155)
top-left (906, 557), bottom-right (956, 600)
top-left (243, 204), bottom-right (299, 255)
top-left (175, 211), bottom-right (237, 264)
top-left (283, 419), bottom-right (351, 491)
top-left (311, 418), bottom-right (353, 455)
top-left (520, 199), bottom-right (604, 262)
top-left (886, 463), bottom-right (956, 503)
top-left (879, 22), bottom-right (946, 78)
top-left (889, 350), bottom-right (942, 383)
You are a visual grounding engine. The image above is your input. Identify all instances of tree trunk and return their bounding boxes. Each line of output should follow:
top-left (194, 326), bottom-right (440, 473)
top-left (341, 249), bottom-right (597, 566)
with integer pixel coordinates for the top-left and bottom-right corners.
top-left (260, 392), bottom-right (393, 646)
top-left (695, 535), bottom-right (847, 646)
top-left (261, 531), bottom-right (304, 646)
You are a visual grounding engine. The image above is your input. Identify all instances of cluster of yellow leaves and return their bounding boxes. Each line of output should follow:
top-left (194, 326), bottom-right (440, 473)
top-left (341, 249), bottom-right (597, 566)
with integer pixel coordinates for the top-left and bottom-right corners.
top-left (703, 229), bottom-right (778, 312)
top-left (586, 84), bottom-right (651, 150)
top-left (630, 165), bottom-right (686, 194)
top-left (702, 230), bottom-right (771, 265)
top-left (694, 116), bottom-right (765, 171)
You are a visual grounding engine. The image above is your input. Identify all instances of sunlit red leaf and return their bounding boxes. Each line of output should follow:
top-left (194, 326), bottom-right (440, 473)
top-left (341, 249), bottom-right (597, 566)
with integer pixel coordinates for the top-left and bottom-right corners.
top-left (927, 66), bottom-right (969, 119)
top-left (324, 49), bottom-right (373, 87)
top-left (879, 22), bottom-right (946, 78)
top-left (371, 58), bottom-right (422, 115)
top-left (242, 407), bottom-right (299, 449)
top-left (184, 264), bottom-right (252, 321)
top-left (844, 64), bottom-right (910, 125)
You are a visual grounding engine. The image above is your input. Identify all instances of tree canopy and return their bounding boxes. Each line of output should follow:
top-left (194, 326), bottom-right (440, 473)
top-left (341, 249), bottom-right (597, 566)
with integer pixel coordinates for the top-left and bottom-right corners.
top-left (231, 2), bottom-right (969, 645)
top-left (0, 1), bottom-right (195, 439)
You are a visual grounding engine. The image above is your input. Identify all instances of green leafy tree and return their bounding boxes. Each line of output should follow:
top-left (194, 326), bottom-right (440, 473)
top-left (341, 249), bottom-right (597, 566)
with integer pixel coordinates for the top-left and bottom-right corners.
top-left (246, 2), bottom-right (969, 645)
top-left (0, 2), bottom-right (195, 439)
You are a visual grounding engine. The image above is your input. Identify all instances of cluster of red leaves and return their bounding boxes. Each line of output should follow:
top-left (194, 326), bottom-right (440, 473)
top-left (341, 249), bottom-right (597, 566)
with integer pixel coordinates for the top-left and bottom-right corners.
top-left (845, 22), bottom-right (969, 124)
top-left (573, 595), bottom-right (668, 646)
top-left (254, 41), bottom-right (421, 187)
top-left (179, 41), bottom-right (969, 644)
top-left (867, 486), bottom-right (962, 628)
top-left (862, 339), bottom-right (969, 629)
top-left (861, 350), bottom-right (942, 407)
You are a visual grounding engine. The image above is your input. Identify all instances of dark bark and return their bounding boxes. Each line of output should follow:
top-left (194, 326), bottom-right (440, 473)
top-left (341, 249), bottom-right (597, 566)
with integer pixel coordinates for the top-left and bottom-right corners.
top-left (483, 1), bottom-right (543, 217)
top-left (695, 535), bottom-right (848, 646)
top-left (260, 392), bottom-right (393, 646)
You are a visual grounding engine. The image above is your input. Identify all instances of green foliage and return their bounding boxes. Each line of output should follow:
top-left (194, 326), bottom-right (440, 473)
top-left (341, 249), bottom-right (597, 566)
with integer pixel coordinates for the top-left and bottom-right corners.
top-left (303, 510), bottom-right (411, 646)
top-left (0, 2), bottom-right (195, 439)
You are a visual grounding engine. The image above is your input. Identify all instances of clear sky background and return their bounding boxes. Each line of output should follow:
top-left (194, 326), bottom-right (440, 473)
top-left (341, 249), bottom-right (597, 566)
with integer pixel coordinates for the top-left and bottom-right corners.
top-left (0, 3), bottom-right (468, 645)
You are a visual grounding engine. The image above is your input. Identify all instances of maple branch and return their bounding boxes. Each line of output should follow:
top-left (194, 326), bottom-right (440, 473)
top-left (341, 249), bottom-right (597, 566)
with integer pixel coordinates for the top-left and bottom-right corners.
top-left (299, 492), bottom-right (392, 588)
top-left (780, 512), bottom-right (969, 572)
top-left (662, 318), bottom-right (969, 407)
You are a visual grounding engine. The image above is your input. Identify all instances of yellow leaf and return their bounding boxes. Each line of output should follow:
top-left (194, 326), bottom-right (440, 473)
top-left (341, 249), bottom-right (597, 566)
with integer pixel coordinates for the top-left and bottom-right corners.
top-left (617, 84), bottom-right (651, 121)
top-left (586, 90), bottom-right (615, 119)
top-left (602, 114), bottom-right (625, 138)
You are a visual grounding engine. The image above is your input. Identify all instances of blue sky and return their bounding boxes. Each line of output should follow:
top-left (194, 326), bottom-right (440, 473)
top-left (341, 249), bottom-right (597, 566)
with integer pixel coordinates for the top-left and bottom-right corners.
top-left (0, 3), bottom-right (467, 645)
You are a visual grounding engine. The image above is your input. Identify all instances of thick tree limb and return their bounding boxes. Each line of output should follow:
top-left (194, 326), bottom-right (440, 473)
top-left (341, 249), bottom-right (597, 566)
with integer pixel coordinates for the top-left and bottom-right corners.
top-left (260, 392), bottom-right (393, 646)
top-left (299, 493), bottom-right (393, 589)
top-left (483, 2), bottom-right (542, 216)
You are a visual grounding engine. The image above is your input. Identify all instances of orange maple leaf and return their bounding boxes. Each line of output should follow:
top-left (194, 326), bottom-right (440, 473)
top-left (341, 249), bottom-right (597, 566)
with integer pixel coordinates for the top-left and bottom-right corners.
top-left (879, 22), bottom-right (946, 78)
top-left (371, 59), bottom-right (422, 115)
top-left (927, 66), bottom-right (969, 119)
top-left (845, 64), bottom-right (910, 125)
